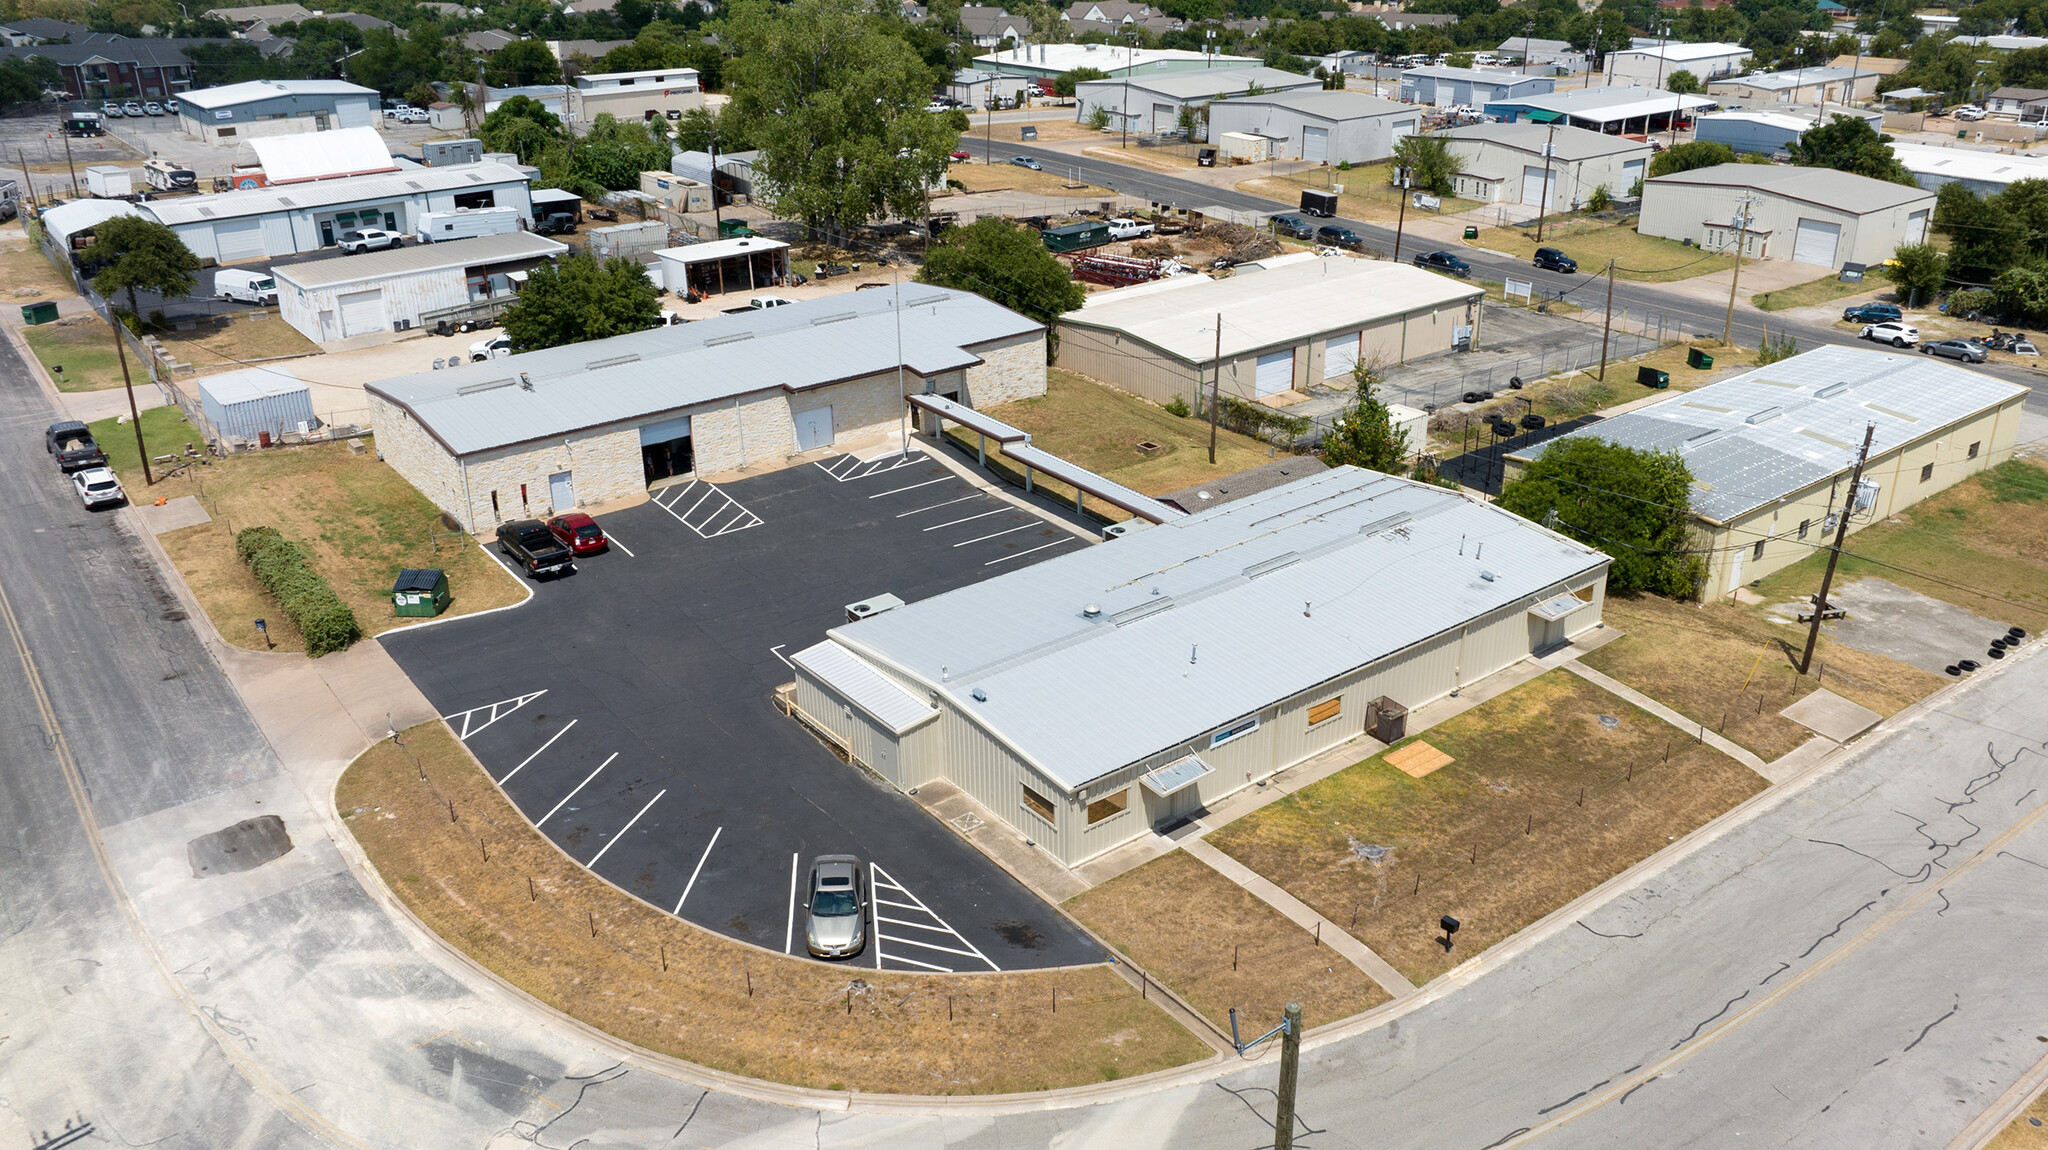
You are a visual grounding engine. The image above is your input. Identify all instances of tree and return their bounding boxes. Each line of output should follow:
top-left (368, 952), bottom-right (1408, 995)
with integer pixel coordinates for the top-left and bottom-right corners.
top-left (1499, 438), bottom-right (1705, 597)
top-left (480, 94), bottom-right (566, 162)
top-left (0, 55), bottom-right (60, 112)
top-left (1051, 65), bottom-right (1108, 97)
top-left (1665, 68), bottom-right (1700, 94)
top-left (1392, 133), bottom-right (1455, 196)
top-left (500, 254), bottom-right (662, 351)
top-left (1320, 365), bottom-right (1407, 473)
top-left (719, 0), bottom-right (956, 239)
top-left (1647, 139), bottom-right (1734, 178)
top-left (488, 37), bottom-right (563, 86)
top-left (571, 113), bottom-right (673, 189)
top-left (919, 217), bottom-right (1085, 333)
top-left (1785, 115), bottom-right (1917, 186)
top-left (1884, 241), bottom-right (1948, 304)
top-left (82, 216), bottom-right (198, 324)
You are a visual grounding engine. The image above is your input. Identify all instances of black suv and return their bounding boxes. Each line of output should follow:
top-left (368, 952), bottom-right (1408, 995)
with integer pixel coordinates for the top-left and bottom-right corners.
top-left (1533, 247), bottom-right (1577, 273)
top-left (1413, 250), bottom-right (1472, 278)
top-left (495, 518), bottom-right (575, 579)
top-left (1316, 225), bottom-right (1366, 249)
top-left (1271, 214), bottom-right (1316, 240)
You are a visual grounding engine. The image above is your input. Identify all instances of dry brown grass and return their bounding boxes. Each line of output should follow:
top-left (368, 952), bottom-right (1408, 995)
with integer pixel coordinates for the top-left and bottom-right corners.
top-left (947, 161), bottom-right (1109, 198)
top-left (164, 314), bottom-right (322, 366)
top-left (1580, 594), bottom-right (1946, 761)
top-left (339, 722), bottom-right (1211, 1094)
top-left (1208, 671), bottom-right (1767, 986)
top-left (1988, 1087), bottom-right (2048, 1149)
top-left (0, 241), bottom-right (83, 298)
top-left (1065, 850), bottom-right (1390, 1029)
top-left (1081, 145), bottom-right (1204, 174)
top-left (980, 118), bottom-right (1105, 143)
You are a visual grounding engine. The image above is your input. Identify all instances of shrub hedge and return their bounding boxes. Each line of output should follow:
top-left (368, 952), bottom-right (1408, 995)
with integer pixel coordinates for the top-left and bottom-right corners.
top-left (234, 526), bottom-right (362, 656)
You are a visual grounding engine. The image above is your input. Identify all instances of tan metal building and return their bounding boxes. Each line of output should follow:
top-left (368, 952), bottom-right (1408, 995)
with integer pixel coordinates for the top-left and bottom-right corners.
top-left (1637, 163), bottom-right (1935, 268)
top-left (1055, 256), bottom-right (1484, 406)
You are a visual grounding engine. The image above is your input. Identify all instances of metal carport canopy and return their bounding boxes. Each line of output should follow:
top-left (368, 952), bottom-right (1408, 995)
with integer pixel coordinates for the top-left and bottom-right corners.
top-left (907, 394), bottom-right (1186, 524)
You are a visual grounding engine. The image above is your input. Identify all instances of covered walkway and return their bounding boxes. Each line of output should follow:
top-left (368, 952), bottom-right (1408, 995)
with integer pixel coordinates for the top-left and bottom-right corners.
top-left (907, 394), bottom-right (1186, 525)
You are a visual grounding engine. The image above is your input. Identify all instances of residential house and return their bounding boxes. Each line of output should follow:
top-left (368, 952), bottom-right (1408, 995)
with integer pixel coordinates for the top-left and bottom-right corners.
top-left (0, 18), bottom-right (87, 45)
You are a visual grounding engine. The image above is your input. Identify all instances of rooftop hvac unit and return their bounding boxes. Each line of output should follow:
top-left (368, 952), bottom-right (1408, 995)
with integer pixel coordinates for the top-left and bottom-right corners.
top-left (846, 593), bottom-right (906, 622)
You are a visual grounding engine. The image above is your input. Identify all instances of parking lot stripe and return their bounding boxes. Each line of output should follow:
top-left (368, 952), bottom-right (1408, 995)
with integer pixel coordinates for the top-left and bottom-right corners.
top-left (868, 476), bottom-right (951, 499)
top-left (498, 720), bottom-right (576, 785)
top-left (442, 690), bottom-right (547, 740)
top-left (600, 529), bottom-right (634, 558)
top-left (815, 450), bottom-right (923, 482)
top-left (884, 953), bottom-right (953, 973)
top-left (985, 537), bottom-right (1079, 566)
top-left (895, 494), bottom-right (982, 518)
top-left (769, 644), bottom-right (792, 668)
top-left (953, 523), bottom-right (1036, 548)
top-left (785, 852), bottom-right (801, 955)
top-left (871, 931), bottom-right (987, 961)
top-left (923, 508), bottom-right (1008, 532)
top-left (868, 863), bottom-right (1001, 973)
top-left (538, 752), bottom-right (617, 826)
top-left (672, 826), bottom-right (723, 915)
top-left (586, 788), bottom-right (664, 868)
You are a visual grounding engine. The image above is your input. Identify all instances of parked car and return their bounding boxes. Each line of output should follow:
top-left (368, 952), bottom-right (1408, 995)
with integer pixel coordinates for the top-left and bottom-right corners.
top-left (1533, 246), bottom-right (1578, 273)
top-left (122, 101), bottom-right (143, 116)
top-left (162, 98), bottom-right (179, 114)
top-left (949, 149), bottom-right (972, 161)
top-left (1413, 250), bottom-right (1472, 277)
top-left (72, 466), bottom-right (125, 508)
top-left (1843, 302), bottom-right (1902, 325)
top-left (1008, 155), bottom-right (1042, 170)
top-left (745, 295), bottom-right (794, 310)
top-left (925, 100), bottom-right (951, 112)
top-left (547, 511), bottom-right (609, 556)
top-left (534, 211), bottom-right (578, 236)
top-left (1316, 224), bottom-right (1365, 249)
top-left (494, 518), bottom-right (575, 578)
top-left (1955, 104), bottom-right (1988, 121)
top-left (1271, 214), bottom-right (1316, 239)
top-left (46, 421), bottom-right (107, 472)
top-left (1922, 338), bottom-right (1988, 363)
top-left (214, 268), bottom-right (277, 305)
top-left (1861, 321), bottom-right (1920, 347)
top-left (469, 335), bottom-right (512, 361)
top-left (337, 228), bottom-right (402, 254)
top-left (804, 854), bottom-right (867, 959)
top-left (142, 101), bottom-right (163, 116)
top-left (1107, 217), bottom-right (1155, 240)
top-left (100, 102), bottom-right (122, 118)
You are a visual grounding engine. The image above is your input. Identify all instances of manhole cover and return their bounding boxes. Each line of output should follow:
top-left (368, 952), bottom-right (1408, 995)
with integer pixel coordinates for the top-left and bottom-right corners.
top-left (1597, 714), bottom-right (1619, 730)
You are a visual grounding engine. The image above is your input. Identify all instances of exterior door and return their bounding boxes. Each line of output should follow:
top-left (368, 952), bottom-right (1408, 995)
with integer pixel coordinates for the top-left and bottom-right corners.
top-left (337, 288), bottom-right (386, 336)
top-left (548, 470), bottom-right (575, 511)
top-left (1324, 333), bottom-right (1360, 379)
top-left (1792, 218), bottom-right (1842, 266)
top-left (1254, 350), bottom-right (1292, 396)
top-left (1622, 158), bottom-right (1645, 189)
top-left (1302, 126), bottom-right (1329, 161)
top-left (214, 218), bottom-right (265, 262)
top-left (1907, 208), bottom-right (1929, 243)
top-left (793, 405), bottom-right (834, 451)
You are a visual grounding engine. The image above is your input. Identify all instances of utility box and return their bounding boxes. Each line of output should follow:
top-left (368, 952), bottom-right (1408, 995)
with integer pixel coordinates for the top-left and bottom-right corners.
top-left (1686, 347), bottom-right (1714, 370)
top-left (391, 568), bottom-right (450, 617)
top-left (1041, 220), bottom-right (1110, 253)
top-left (415, 206), bottom-right (520, 243)
top-left (84, 165), bottom-right (133, 198)
top-left (1367, 696), bottom-right (1408, 744)
top-left (20, 300), bottom-right (57, 324)
top-left (1638, 366), bottom-right (1670, 388)
top-left (421, 138), bottom-right (483, 167)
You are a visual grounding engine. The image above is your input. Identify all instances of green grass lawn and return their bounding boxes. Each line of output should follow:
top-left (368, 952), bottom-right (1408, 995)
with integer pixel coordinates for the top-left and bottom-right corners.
top-left (1475, 219), bottom-right (1737, 283)
top-left (1753, 275), bottom-right (1883, 313)
top-left (25, 319), bottom-right (127, 392)
top-left (1240, 165), bottom-right (1482, 225)
top-left (89, 404), bottom-right (195, 474)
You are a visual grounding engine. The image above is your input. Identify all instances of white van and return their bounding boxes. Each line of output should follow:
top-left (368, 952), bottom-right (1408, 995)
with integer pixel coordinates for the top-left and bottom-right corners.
top-left (215, 269), bottom-right (276, 305)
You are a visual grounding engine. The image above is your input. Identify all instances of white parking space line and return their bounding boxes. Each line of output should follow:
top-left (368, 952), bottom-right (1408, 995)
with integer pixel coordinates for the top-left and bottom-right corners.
top-left (652, 480), bottom-right (764, 539)
top-left (923, 508), bottom-right (1008, 532)
top-left (673, 826), bottom-right (723, 915)
top-left (538, 752), bottom-right (617, 826)
top-left (869, 476), bottom-right (952, 499)
top-left (442, 690), bottom-right (547, 740)
top-left (954, 523), bottom-right (1037, 548)
top-left (498, 720), bottom-right (576, 785)
top-left (986, 537), bottom-right (1080, 566)
top-left (785, 852), bottom-right (802, 955)
top-left (896, 494), bottom-right (983, 518)
top-left (586, 789), bottom-right (665, 868)
top-left (601, 529), bottom-right (634, 558)
top-left (815, 450), bottom-right (924, 482)
top-left (867, 863), bottom-right (1001, 973)
top-left (769, 644), bottom-right (792, 668)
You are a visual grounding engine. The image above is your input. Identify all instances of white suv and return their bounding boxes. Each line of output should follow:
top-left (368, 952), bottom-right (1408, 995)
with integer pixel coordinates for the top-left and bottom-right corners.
top-left (1861, 321), bottom-right (1919, 347)
top-left (338, 228), bottom-right (402, 254)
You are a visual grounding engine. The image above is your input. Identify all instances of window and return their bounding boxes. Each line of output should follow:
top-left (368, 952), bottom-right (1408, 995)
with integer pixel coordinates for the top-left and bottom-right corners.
top-left (1921, 462), bottom-right (1935, 482)
top-left (1753, 539), bottom-right (1766, 561)
top-left (1798, 519), bottom-right (1811, 540)
top-left (1969, 441), bottom-right (1981, 459)
top-left (1210, 714), bottom-right (1260, 748)
top-left (1086, 789), bottom-right (1129, 825)
top-left (1572, 585), bottom-right (1594, 602)
top-left (1021, 784), bottom-right (1056, 825)
top-left (1308, 697), bottom-right (1342, 725)
top-left (453, 189), bottom-right (497, 210)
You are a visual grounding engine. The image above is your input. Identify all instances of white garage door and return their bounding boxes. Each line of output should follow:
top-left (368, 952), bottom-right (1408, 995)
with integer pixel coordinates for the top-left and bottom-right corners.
top-left (794, 405), bottom-right (834, 451)
top-left (1152, 102), bottom-right (1176, 133)
top-left (214, 218), bottom-right (265, 263)
top-left (1324, 333), bottom-right (1360, 379)
top-left (1907, 208), bottom-right (1929, 243)
top-left (1520, 165), bottom-right (1554, 209)
top-left (1623, 158), bottom-right (1645, 187)
top-left (1792, 218), bottom-right (1842, 267)
top-left (338, 288), bottom-right (386, 336)
top-left (1254, 350), bottom-right (1292, 396)
top-left (1392, 118), bottom-right (1416, 141)
top-left (1303, 126), bottom-right (1329, 162)
top-left (639, 415), bottom-right (690, 445)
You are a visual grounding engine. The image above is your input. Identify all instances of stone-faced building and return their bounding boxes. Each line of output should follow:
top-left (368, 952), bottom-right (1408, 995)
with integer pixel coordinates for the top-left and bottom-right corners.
top-left (365, 287), bottom-right (1047, 531)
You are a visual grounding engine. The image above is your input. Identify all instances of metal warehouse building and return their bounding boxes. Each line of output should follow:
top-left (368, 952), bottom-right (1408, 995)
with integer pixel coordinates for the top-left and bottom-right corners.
top-left (365, 287), bottom-right (1048, 531)
top-left (1075, 67), bottom-right (1320, 136)
top-left (197, 366), bottom-right (315, 446)
top-left (1605, 42), bottom-right (1752, 89)
top-left (1056, 256), bottom-right (1483, 407)
top-left (177, 79), bottom-right (378, 144)
top-left (1205, 90), bottom-right (1418, 165)
top-left (790, 467), bottom-right (1612, 866)
top-left (1484, 85), bottom-right (1716, 133)
top-left (1505, 345), bottom-right (2027, 601)
top-left (272, 232), bottom-right (568, 343)
top-left (144, 163), bottom-right (536, 263)
top-left (1890, 141), bottom-right (2048, 195)
top-left (1692, 105), bottom-right (1880, 156)
top-left (1441, 122), bottom-right (1652, 211)
top-left (1638, 163), bottom-right (1934, 267)
top-left (1398, 65), bottom-right (1555, 108)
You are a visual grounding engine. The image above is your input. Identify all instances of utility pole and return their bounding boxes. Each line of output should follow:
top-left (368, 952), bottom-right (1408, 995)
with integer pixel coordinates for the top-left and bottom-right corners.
top-left (18, 147), bottom-right (34, 211)
top-left (1392, 167), bottom-right (1410, 262)
top-left (1121, 32), bottom-right (1136, 149)
top-left (1273, 1002), bottom-right (1302, 1150)
top-left (1598, 257), bottom-right (1616, 380)
top-left (1799, 424), bottom-right (1874, 675)
top-left (1208, 311), bottom-right (1222, 464)
top-left (1722, 193), bottom-right (1754, 345)
top-left (110, 308), bottom-right (152, 486)
top-left (60, 127), bottom-right (78, 199)
top-left (1535, 121), bottom-right (1558, 241)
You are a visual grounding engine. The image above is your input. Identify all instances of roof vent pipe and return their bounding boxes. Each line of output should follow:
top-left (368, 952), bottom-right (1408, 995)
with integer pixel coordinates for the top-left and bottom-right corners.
top-left (1476, 541), bottom-right (1483, 560)
top-left (1083, 603), bottom-right (1102, 617)
top-left (971, 687), bottom-right (987, 701)
top-left (942, 665), bottom-right (949, 681)
top-left (1190, 644), bottom-right (1199, 664)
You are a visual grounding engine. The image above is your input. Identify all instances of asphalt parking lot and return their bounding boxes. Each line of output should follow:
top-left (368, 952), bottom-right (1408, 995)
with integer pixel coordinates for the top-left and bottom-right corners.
top-left (381, 447), bottom-right (1103, 971)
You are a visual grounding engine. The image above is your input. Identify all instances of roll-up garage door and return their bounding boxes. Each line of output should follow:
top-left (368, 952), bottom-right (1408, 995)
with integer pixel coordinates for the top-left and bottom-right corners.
top-left (1254, 350), bottom-right (1292, 395)
top-left (1302, 126), bottom-right (1329, 161)
top-left (1792, 218), bottom-right (1841, 267)
top-left (1907, 209), bottom-right (1929, 243)
top-left (338, 288), bottom-right (386, 336)
top-left (639, 415), bottom-right (691, 445)
top-left (335, 98), bottom-right (372, 128)
top-left (213, 218), bottom-right (265, 263)
top-left (1622, 158), bottom-right (1645, 187)
top-left (1520, 165), bottom-right (1552, 208)
top-left (1152, 103), bottom-right (1176, 133)
top-left (1392, 118), bottom-right (1416, 141)
top-left (1324, 333), bottom-right (1360, 379)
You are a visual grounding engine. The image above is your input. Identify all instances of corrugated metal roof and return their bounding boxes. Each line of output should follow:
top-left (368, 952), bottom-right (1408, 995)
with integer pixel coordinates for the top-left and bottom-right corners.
top-left (365, 286), bottom-right (1040, 456)
top-left (1059, 257), bottom-right (1482, 363)
top-left (40, 198), bottom-right (142, 248)
top-left (197, 365), bottom-right (307, 405)
top-left (1499, 85), bottom-right (1717, 123)
top-left (1213, 90), bottom-right (1411, 121)
top-left (1613, 41), bottom-right (1749, 61)
top-left (1644, 162), bottom-right (1933, 215)
top-left (1711, 65), bottom-right (1873, 89)
top-left (1510, 345), bottom-right (2027, 523)
top-left (273, 232), bottom-right (569, 289)
top-left (652, 236), bottom-right (790, 264)
top-left (1081, 66), bottom-right (1319, 100)
top-left (1442, 121), bottom-right (1654, 163)
top-left (1403, 64), bottom-right (1548, 85)
top-left (248, 127), bottom-right (395, 183)
top-left (827, 467), bottom-right (1609, 789)
top-left (177, 79), bottom-right (377, 109)
top-left (146, 163), bottom-right (531, 226)
top-left (1893, 141), bottom-right (2048, 186)
top-left (791, 641), bottom-right (938, 735)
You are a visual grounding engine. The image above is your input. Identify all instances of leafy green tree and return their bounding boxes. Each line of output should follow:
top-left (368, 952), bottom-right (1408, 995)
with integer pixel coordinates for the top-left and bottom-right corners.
top-left (480, 94), bottom-right (566, 162)
top-left (719, 0), bottom-right (956, 238)
top-left (1884, 241), bottom-right (1948, 304)
top-left (1320, 367), bottom-right (1407, 473)
top-left (500, 254), bottom-right (662, 350)
top-left (1785, 115), bottom-right (1917, 186)
top-left (0, 55), bottom-right (60, 111)
top-left (1647, 139), bottom-right (1734, 178)
top-left (1993, 263), bottom-right (2048, 322)
top-left (919, 217), bottom-right (1084, 333)
top-left (1392, 133), bottom-right (1455, 196)
top-left (186, 41), bottom-right (276, 87)
top-left (1051, 65), bottom-right (1109, 97)
top-left (1497, 438), bottom-right (1705, 598)
top-left (572, 113), bottom-right (673, 189)
top-left (82, 216), bottom-right (199, 324)
top-left (1665, 68), bottom-right (1700, 94)
top-left (488, 37), bottom-right (563, 86)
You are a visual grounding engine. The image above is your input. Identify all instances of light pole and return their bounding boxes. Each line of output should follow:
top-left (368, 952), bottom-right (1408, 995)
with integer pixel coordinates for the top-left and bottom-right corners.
top-left (1535, 121), bottom-right (1557, 241)
top-left (1120, 30), bottom-right (1138, 148)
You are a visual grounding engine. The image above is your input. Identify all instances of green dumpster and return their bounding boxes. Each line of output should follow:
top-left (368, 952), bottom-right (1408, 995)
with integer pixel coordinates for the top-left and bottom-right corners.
top-left (392, 568), bottom-right (450, 617)
top-left (1637, 366), bottom-right (1670, 389)
top-left (20, 300), bottom-right (57, 325)
top-left (718, 218), bottom-right (757, 238)
top-left (1686, 347), bottom-right (1714, 370)
top-left (1463, 225), bottom-right (1479, 240)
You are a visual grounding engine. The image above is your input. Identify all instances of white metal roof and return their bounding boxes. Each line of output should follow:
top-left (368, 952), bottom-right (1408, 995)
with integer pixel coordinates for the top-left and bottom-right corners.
top-left (247, 127), bottom-right (395, 183)
top-left (1080, 66), bottom-right (1320, 100)
top-left (790, 641), bottom-right (938, 735)
top-left (197, 365), bottom-right (308, 405)
top-left (145, 163), bottom-right (531, 226)
top-left (1891, 141), bottom-right (2048, 186)
top-left (1501, 85), bottom-right (1717, 122)
top-left (1710, 65), bottom-right (1874, 90)
top-left (177, 79), bottom-right (376, 109)
top-left (1402, 64), bottom-right (1548, 85)
top-left (652, 236), bottom-right (790, 265)
top-left (1612, 41), bottom-right (1751, 62)
top-left (1441, 121), bottom-right (1654, 162)
top-left (365, 286), bottom-right (1041, 456)
top-left (272, 232), bottom-right (568, 289)
top-left (1059, 257), bottom-right (1482, 363)
top-left (1210, 89), bottom-right (1410, 121)
top-left (974, 43), bottom-right (1258, 72)
top-left (1510, 345), bottom-right (2028, 523)
top-left (1645, 162), bottom-right (1933, 215)
top-left (40, 198), bottom-right (142, 247)
top-left (826, 467), bottom-right (1609, 789)
top-left (573, 67), bottom-right (700, 86)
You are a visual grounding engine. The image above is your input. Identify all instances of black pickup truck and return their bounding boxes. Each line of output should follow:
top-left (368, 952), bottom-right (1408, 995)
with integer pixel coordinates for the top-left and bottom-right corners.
top-left (46, 421), bottom-right (108, 472)
top-left (495, 518), bottom-right (575, 579)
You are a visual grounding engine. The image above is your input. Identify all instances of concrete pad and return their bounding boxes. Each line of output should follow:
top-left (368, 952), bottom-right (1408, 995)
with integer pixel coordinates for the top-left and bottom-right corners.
top-left (1780, 688), bottom-right (1883, 743)
top-left (1759, 733), bottom-right (1839, 786)
top-left (1768, 576), bottom-right (2016, 676)
top-left (138, 493), bottom-right (210, 534)
top-left (910, 779), bottom-right (1090, 904)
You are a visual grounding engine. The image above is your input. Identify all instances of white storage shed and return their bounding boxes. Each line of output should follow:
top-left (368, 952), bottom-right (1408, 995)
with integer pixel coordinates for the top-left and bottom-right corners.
top-left (197, 366), bottom-right (317, 446)
top-left (272, 232), bottom-right (568, 343)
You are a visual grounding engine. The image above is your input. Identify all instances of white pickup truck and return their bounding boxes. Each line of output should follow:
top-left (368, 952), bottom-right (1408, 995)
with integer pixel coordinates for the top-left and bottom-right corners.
top-left (1107, 217), bottom-right (1155, 240)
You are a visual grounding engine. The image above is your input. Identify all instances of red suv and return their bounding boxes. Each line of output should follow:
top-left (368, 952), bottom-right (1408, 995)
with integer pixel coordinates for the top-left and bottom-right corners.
top-left (547, 512), bottom-right (609, 556)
